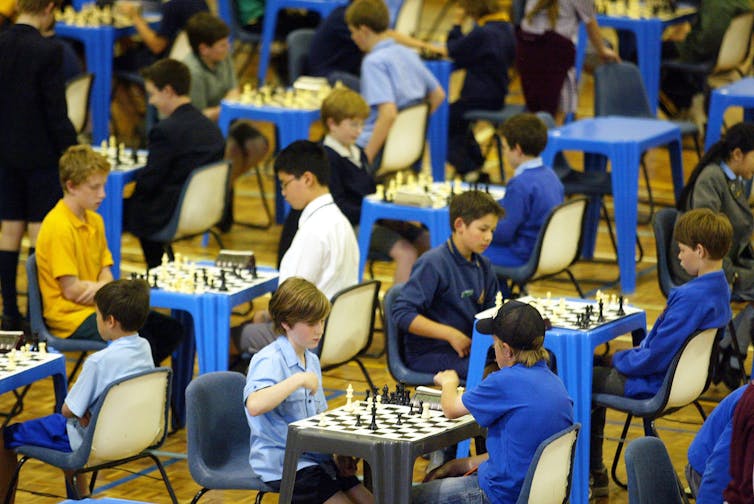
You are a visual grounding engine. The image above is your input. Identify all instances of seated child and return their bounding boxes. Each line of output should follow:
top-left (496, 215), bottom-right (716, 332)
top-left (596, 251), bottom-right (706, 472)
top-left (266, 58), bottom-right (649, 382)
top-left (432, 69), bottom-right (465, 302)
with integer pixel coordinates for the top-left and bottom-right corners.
top-left (0, 279), bottom-right (156, 501)
top-left (345, 0), bottom-right (446, 164)
top-left (244, 277), bottom-right (373, 504)
top-left (321, 87), bottom-right (427, 283)
top-left (590, 208), bottom-right (734, 497)
top-left (484, 113), bottom-right (564, 268)
top-left (391, 190), bottom-right (504, 378)
top-left (411, 300), bottom-right (574, 503)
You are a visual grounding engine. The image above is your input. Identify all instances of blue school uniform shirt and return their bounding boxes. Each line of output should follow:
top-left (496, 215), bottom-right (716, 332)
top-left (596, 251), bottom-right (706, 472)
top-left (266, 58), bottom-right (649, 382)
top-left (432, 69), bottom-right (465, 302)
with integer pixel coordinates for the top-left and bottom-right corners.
top-left (64, 334), bottom-right (154, 450)
top-left (688, 384), bottom-right (747, 504)
top-left (485, 158), bottom-right (564, 266)
top-left (612, 269), bottom-right (731, 398)
top-left (462, 361), bottom-right (574, 503)
top-left (244, 336), bottom-right (329, 482)
top-left (357, 38), bottom-right (440, 148)
top-left (393, 239), bottom-right (498, 361)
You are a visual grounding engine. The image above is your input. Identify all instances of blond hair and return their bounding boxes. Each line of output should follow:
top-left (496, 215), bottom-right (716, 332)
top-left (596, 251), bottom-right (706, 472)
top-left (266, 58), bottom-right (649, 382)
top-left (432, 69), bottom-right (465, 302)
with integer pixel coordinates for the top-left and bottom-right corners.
top-left (59, 145), bottom-right (110, 193)
top-left (321, 88), bottom-right (370, 132)
top-left (269, 277), bottom-right (331, 334)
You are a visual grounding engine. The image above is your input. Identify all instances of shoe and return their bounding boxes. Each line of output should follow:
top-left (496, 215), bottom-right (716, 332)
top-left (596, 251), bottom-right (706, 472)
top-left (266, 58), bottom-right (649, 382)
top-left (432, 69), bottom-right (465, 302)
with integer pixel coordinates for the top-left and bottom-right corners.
top-left (590, 468), bottom-right (609, 498)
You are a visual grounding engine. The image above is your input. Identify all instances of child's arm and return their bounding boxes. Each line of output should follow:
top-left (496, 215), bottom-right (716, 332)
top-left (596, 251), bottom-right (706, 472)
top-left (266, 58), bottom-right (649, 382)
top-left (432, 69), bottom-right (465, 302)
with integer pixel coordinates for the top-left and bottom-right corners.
top-left (57, 275), bottom-right (109, 306)
top-left (434, 370), bottom-right (470, 418)
top-left (424, 454), bottom-right (489, 482)
top-left (245, 371), bottom-right (319, 416)
top-left (427, 86), bottom-right (445, 114)
top-left (408, 315), bottom-right (471, 358)
top-left (364, 102), bottom-right (397, 163)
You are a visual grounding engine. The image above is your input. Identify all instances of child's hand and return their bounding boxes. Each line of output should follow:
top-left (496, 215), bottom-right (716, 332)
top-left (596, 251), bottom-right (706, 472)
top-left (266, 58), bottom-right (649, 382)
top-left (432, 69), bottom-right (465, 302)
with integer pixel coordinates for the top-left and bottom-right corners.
top-left (335, 455), bottom-right (359, 476)
top-left (298, 371), bottom-right (319, 393)
top-left (447, 330), bottom-right (471, 358)
top-left (434, 370), bottom-right (460, 388)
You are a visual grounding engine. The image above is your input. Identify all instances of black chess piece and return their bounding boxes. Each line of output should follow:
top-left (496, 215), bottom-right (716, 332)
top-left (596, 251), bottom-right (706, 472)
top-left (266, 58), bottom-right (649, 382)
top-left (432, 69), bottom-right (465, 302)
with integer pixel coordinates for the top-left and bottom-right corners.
top-left (130, 272), bottom-right (137, 280)
top-left (355, 414), bottom-right (361, 426)
top-left (151, 274), bottom-right (158, 289)
top-left (409, 403), bottom-right (414, 415)
top-left (365, 389), bottom-right (371, 402)
top-left (598, 299), bottom-right (605, 322)
top-left (369, 404), bottom-right (378, 431)
top-left (382, 384), bottom-right (389, 402)
top-left (617, 295), bottom-right (625, 316)
top-left (219, 270), bottom-right (228, 292)
top-left (417, 400), bottom-right (423, 415)
top-left (131, 148), bottom-right (138, 165)
top-left (396, 413), bottom-right (403, 425)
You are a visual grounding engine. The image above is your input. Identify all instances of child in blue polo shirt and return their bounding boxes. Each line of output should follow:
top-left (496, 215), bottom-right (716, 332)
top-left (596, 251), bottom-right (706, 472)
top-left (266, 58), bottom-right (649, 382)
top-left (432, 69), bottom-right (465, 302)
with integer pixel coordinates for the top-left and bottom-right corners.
top-left (392, 190), bottom-right (504, 379)
top-left (0, 279), bottom-right (155, 501)
top-left (244, 277), bottom-right (373, 504)
top-left (484, 113), bottom-right (564, 269)
top-left (411, 300), bottom-right (574, 503)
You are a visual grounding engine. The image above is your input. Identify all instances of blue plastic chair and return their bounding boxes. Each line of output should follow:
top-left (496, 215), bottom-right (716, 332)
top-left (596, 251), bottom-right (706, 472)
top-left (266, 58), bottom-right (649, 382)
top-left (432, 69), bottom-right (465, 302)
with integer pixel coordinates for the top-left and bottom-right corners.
top-left (592, 327), bottom-right (721, 489)
top-left (5, 368), bottom-right (177, 503)
top-left (186, 371), bottom-right (273, 504)
top-left (26, 254), bottom-right (107, 382)
top-left (624, 437), bottom-right (685, 504)
top-left (516, 423), bottom-right (580, 504)
top-left (286, 28), bottom-right (315, 86)
top-left (462, 104), bottom-right (527, 182)
top-left (228, 0), bottom-right (262, 79)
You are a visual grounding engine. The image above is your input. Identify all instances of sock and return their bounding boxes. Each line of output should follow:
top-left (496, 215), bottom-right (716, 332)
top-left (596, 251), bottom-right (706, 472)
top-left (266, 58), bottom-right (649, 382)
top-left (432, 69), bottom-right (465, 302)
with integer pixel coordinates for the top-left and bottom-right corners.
top-left (0, 250), bottom-right (21, 319)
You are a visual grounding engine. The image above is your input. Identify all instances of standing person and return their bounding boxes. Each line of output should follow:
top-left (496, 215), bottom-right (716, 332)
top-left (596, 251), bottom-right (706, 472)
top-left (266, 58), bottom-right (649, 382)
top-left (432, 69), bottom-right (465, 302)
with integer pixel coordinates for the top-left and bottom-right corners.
top-left (517, 0), bottom-right (618, 119)
top-left (0, 0), bottom-right (77, 331)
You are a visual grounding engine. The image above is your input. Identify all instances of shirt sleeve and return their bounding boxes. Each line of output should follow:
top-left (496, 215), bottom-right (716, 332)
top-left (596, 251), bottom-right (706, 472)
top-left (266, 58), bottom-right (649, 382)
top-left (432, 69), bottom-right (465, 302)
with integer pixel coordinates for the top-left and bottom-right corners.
top-left (492, 182), bottom-right (527, 246)
top-left (41, 41), bottom-right (77, 155)
top-left (446, 26), bottom-right (487, 69)
top-left (690, 171), bottom-right (726, 212)
top-left (462, 373), bottom-right (511, 427)
top-left (187, 63), bottom-right (208, 112)
top-left (391, 258), bottom-right (442, 331)
top-left (244, 351), bottom-right (284, 398)
top-left (695, 419), bottom-right (734, 504)
top-left (49, 226), bottom-right (81, 280)
top-left (361, 58), bottom-right (396, 107)
top-left (64, 358), bottom-right (100, 418)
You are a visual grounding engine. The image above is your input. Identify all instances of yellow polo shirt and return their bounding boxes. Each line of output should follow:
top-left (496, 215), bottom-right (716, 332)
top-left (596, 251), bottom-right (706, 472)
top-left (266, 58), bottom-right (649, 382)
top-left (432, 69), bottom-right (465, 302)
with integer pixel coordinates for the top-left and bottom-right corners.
top-left (35, 200), bottom-right (114, 337)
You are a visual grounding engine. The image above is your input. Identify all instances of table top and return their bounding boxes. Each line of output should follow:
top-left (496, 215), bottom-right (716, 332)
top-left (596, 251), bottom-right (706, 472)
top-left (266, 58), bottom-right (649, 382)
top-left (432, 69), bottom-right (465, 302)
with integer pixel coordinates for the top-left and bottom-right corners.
top-left (550, 116), bottom-right (681, 142)
top-left (716, 77), bottom-right (754, 95)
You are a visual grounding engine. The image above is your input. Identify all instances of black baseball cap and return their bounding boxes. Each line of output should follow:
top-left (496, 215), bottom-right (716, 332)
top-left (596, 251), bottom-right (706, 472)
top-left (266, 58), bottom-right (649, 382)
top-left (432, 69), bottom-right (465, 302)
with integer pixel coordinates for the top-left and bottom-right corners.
top-left (476, 300), bottom-right (546, 350)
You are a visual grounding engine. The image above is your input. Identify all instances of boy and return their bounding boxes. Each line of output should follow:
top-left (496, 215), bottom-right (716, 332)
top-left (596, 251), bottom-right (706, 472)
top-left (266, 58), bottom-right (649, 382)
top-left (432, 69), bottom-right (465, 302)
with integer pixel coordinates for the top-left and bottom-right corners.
top-left (0, 279), bottom-right (155, 502)
top-left (36, 145), bottom-right (183, 364)
top-left (0, 0), bottom-right (77, 331)
top-left (244, 277), bottom-right (373, 504)
top-left (234, 141), bottom-right (359, 356)
top-left (392, 190), bottom-right (504, 378)
top-left (183, 12), bottom-right (239, 122)
top-left (412, 300), bottom-right (574, 503)
top-left (124, 58), bottom-right (225, 269)
top-left (484, 113), bottom-right (564, 268)
top-left (321, 88), bottom-right (426, 283)
top-left (345, 0), bottom-right (445, 164)
top-left (590, 208), bottom-right (734, 497)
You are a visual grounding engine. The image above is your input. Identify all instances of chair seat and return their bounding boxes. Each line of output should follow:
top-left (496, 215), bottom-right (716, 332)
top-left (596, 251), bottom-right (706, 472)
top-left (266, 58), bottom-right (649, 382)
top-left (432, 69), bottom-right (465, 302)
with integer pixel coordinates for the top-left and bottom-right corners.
top-left (661, 58), bottom-right (714, 76)
top-left (15, 444), bottom-right (84, 472)
top-left (555, 167), bottom-right (612, 196)
top-left (592, 392), bottom-right (668, 417)
top-left (193, 461), bottom-right (272, 491)
top-left (673, 120), bottom-right (700, 136)
top-left (462, 104), bottom-right (526, 125)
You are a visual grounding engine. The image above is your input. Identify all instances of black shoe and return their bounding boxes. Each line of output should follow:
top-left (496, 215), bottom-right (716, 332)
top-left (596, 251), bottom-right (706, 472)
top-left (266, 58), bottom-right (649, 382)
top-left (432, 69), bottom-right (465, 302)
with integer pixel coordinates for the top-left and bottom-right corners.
top-left (590, 468), bottom-right (609, 498)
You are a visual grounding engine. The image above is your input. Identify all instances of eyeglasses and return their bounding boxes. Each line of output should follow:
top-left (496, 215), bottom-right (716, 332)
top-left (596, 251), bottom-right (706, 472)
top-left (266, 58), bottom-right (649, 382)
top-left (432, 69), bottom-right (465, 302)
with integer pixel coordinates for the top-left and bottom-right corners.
top-left (280, 177), bottom-right (298, 191)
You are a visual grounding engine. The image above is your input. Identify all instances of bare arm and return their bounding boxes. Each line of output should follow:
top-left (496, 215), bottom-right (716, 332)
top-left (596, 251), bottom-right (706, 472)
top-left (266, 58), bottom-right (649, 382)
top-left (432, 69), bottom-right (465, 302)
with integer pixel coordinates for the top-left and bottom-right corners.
top-left (62, 403), bottom-right (92, 427)
top-left (408, 315), bottom-right (471, 358)
top-left (434, 370), bottom-right (470, 418)
top-left (427, 86), bottom-right (446, 113)
top-left (121, 4), bottom-right (168, 55)
top-left (245, 371), bottom-right (318, 416)
top-left (57, 272), bottom-right (110, 305)
top-left (364, 102), bottom-right (398, 163)
top-left (585, 19), bottom-right (619, 62)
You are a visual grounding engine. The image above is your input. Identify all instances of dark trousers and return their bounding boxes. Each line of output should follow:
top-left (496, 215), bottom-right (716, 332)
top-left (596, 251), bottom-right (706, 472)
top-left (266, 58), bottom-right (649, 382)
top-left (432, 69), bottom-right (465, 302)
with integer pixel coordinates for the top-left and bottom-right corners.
top-left (591, 364), bottom-right (628, 472)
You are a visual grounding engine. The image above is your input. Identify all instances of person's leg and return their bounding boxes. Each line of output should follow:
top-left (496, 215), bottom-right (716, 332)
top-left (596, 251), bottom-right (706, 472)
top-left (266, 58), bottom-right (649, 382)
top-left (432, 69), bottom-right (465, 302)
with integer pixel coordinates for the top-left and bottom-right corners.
top-left (138, 238), bottom-right (168, 270)
top-left (138, 311), bottom-right (185, 365)
top-left (68, 314), bottom-right (105, 342)
top-left (0, 221), bottom-right (26, 326)
top-left (590, 365), bottom-right (627, 496)
top-left (0, 428), bottom-right (18, 503)
top-left (238, 321), bottom-right (278, 355)
top-left (685, 463), bottom-right (702, 498)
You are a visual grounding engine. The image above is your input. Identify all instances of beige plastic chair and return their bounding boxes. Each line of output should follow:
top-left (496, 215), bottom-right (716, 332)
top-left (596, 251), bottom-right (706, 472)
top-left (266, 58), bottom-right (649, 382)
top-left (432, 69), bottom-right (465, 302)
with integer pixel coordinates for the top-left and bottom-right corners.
top-left (517, 423), bottom-right (580, 504)
top-left (708, 11), bottom-right (754, 83)
top-left (374, 101), bottom-right (430, 179)
top-left (394, 0), bottom-right (423, 36)
top-left (317, 280), bottom-right (381, 390)
top-left (65, 73), bottom-right (94, 134)
top-left (169, 30), bottom-right (192, 60)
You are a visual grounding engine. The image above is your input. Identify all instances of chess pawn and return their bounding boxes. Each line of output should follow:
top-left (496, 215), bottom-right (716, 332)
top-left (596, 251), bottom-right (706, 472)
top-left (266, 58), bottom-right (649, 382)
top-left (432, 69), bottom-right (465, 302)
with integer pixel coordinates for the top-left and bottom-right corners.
top-left (39, 342), bottom-right (47, 353)
top-left (7, 349), bottom-right (15, 370)
top-left (421, 402), bottom-right (430, 419)
top-left (376, 184), bottom-right (385, 201)
top-left (345, 384), bottom-right (354, 412)
top-left (375, 395), bottom-right (382, 410)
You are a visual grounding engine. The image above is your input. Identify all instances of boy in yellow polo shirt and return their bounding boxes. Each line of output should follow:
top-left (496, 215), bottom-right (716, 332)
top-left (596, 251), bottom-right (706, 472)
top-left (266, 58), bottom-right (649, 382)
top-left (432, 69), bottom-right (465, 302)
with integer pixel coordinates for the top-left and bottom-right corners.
top-left (35, 145), bottom-right (183, 364)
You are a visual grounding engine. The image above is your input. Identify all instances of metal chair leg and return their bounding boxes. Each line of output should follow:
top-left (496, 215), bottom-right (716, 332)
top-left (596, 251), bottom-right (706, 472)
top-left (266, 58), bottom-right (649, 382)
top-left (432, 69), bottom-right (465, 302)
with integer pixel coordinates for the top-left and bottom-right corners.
top-left (609, 414), bottom-right (633, 489)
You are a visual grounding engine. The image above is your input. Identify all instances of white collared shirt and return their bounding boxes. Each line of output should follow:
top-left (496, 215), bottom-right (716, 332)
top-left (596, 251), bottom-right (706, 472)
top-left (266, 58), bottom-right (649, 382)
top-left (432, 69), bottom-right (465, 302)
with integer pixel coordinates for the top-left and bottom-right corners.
top-left (513, 157), bottom-right (544, 178)
top-left (323, 135), bottom-right (363, 168)
top-left (279, 193), bottom-right (359, 298)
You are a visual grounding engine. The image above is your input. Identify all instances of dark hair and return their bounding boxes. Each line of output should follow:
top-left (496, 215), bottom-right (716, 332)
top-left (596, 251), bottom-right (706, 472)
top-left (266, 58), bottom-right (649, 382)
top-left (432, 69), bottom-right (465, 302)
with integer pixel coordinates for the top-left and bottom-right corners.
top-left (458, 0), bottom-right (503, 19)
top-left (678, 122), bottom-right (754, 210)
top-left (345, 0), bottom-right (390, 33)
top-left (269, 277), bottom-right (331, 334)
top-left (273, 140), bottom-right (331, 186)
top-left (94, 280), bottom-right (151, 332)
top-left (228, 120), bottom-right (269, 154)
top-left (185, 12), bottom-right (230, 55)
top-left (141, 59), bottom-right (191, 96)
top-left (673, 208), bottom-right (733, 260)
top-left (18, 0), bottom-right (62, 14)
top-left (500, 113), bottom-right (548, 157)
top-left (449, 190), bottom-right (504, 227)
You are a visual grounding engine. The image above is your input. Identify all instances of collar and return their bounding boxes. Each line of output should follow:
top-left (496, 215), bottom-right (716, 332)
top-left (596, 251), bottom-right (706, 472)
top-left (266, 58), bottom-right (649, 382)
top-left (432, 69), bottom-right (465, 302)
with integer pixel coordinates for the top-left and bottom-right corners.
top-left (478, 11), bottom-right (510, 25)
top-left (323, 135), bottom-right (362, 164)
top-left (513, 157), bottom-right (544, 177)
top-left (447, 237), bottom-right (481, 267)
top-left (109, 334), bottom-right (141, 347)
top-left (275, 335), bottom-right (306, 370)
top-left (60, 200), bottom-right (95, 231)
top-left (299, 193), bottom-right (335, 226)
top-left (373, 38), bottom-right (396, 53)
top-left (721, 161), bottom-right (739, 181)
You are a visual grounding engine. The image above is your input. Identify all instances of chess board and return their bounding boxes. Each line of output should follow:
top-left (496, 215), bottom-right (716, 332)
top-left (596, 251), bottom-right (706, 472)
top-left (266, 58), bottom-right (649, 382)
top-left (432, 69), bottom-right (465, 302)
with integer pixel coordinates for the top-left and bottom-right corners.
top-left (232, 83), bottom-right (331, 110)
top-left (56, 5), bottom-right (137, 28)
top-left (292, 402), bottom-right (476, 442)
top-left (0, 350), bottom-right (60, 379)
top-left (595, 0), bottom-right (696, 19)
top-left (370, 179), bottom-right (505, 208)
top-left (93, 139), bottom-right (147, 172)
top-left (143, 263), bottom-right (273, 295)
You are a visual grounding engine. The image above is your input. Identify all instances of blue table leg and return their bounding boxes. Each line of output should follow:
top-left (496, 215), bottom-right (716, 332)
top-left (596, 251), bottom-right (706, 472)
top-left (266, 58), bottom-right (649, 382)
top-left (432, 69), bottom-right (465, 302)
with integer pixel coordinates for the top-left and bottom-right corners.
top-left (668, 137), bottom-right (684, 203)
top-left (633, 21), bottom-right (663, 116)
top-left (87, 28), bottom-right (115, 143)
top-left (256, 5), bottom-right (280, 84)
top-left (357, 211), bottom-right (378, 282)
top-left (610, 144), bottom-right (641, 294)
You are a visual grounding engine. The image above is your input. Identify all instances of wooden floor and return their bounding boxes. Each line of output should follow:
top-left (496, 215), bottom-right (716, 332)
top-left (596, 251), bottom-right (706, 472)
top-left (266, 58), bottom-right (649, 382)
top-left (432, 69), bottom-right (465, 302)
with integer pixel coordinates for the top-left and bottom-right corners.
top-left (2, 2), bottom-right (752, 502)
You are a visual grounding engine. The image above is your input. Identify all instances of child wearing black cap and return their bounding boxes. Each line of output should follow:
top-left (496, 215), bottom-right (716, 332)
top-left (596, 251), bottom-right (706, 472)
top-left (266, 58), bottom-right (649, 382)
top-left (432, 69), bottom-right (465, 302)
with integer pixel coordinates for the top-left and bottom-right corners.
top-left (411, 300), bottom-right (574, 503)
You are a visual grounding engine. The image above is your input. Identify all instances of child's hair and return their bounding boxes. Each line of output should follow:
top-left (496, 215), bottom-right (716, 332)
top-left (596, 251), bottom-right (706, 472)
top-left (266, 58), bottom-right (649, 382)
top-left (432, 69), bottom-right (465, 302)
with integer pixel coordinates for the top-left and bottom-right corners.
top-left (449, 190), bottom-right (504, 227)
top-left (459, 0), bottom-right (503, 19)
top-left (228, 120), bottom-right (269, 156)
top-left (185, 12), bottom-right (230, 55)
top-left (345, 0), bottom-right (390, 33)
top-left (94, 279), bottom-right (151, 332)
top-left (18, 0), bottom-right (62, 14)
top-left (59, 145), bottom-right (111, 192)
top-left (500, 113), bottom-right (548, 157)
top-left (678, 122), bottom-right (754, 210)
top-left (273, 140), bottom-right (331, 186)
top-left (269, 277), bottom-right (331, 334)
top-left (320, 88), bottom-right (370, 131)
top-left (673, 208), bottom-right (733, 261)
top-left (478, 300), bottom-right (549, 367)
top-left (141, 59), bottom-right (191, 96)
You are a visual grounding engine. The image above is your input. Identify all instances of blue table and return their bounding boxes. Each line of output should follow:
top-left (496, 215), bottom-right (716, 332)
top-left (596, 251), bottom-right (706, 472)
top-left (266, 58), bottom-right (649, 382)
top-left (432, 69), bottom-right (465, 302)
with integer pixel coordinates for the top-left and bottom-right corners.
top-left (575, 6), bottom-right (697, 115)
top-left (464, 302), bottom-right (646, 504)
top-left (706, 77), bottom-right (754, 150)
top-left (541, 117), bottom-right (684, 294)
top-left (218, 101), bottom-right (320, 223)
top-left (0, 351), bottom-right (68, 415)
top-left (99, 165), bottom-right (143, 278)
top-left (424, 59), bottom-right (452, 182)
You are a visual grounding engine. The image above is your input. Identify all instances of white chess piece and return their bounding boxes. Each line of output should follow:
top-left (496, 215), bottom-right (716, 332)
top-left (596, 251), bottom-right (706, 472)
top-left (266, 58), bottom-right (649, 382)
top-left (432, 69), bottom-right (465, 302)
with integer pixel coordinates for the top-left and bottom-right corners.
top-left (345, 384), bottom-right (354, 412)
top-left (39, 342), bottom-right (47, 353)
top-left (7, 349), bottom-right (15, 371)
top-left (421, 402), bottom-right (430, 419)
top-left (376, 395), bottom-right (382, 410)
top-left (495, 291), bottom-right (503, 310)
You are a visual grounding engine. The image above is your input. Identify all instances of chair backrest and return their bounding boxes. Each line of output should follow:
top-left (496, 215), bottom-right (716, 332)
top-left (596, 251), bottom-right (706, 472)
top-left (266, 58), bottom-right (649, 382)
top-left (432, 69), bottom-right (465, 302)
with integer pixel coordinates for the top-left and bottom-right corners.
top-left (664, 327), bottom-right (719, 410)
top-left (531, 198), bottom-right (587, 279)
top-left (169, 30), bottom-right (192, 61)
top-left (286, 29), bottom-right (316, 86)
top-left (594, 62), bottom-right (653, 119)
top-left (516, 423), bottom-right (580, 504)
top-left (65, 73), bottom-right (94, 134)
top-left (393, 0), bottom-right (423, 35)
top-left (85, 368), bottom-right (171, 466)
top-left (374, 101), bottom-right (430, 179)
top-left (652, 208), bottom-right (684, 299)
top-left (318, 280), bottom-right (380, 368)
top-left (714, 11), bottom-right (754, 73)
top-left (625, 437), bottom-right (684, 504)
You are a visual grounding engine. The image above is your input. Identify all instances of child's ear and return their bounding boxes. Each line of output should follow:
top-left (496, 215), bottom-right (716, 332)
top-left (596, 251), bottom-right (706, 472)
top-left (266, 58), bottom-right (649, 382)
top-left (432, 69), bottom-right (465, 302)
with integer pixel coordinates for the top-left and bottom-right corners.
top-left (695, 243), bottom-right (708, 258)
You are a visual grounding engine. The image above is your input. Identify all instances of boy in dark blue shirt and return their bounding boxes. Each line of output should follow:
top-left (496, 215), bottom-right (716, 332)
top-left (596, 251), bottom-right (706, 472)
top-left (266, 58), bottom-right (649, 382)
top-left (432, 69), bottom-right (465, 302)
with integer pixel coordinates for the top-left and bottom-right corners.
top-left (392, 190), bottom-right (503, 378)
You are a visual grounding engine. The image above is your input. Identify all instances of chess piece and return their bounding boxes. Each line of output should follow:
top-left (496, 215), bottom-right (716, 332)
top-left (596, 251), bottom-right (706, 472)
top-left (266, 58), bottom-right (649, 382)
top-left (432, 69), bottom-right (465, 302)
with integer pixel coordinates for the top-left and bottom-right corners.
top-left (319, 413), bottom-right (327, 427)
top-left (219, 270), bottom-right (228, 292)
top-left (355, 414), bottom-right (361, 426)
top-left (417, 400), bottom-right (423, 416)
top-left (376, 395), bottom-right (382, 409)
top-left (495, 291), bottom-right (503, 310)
top-left (369, 404), bottom-right (378, 431)
top-left (421, 401), bottom-right (430, 419)
top-left (617, 295), bottom-right (625, 316)
top-left (39, 342), bottom-right (47, 353)
top-left (598, 299), bottom-right (605, 322)
top-left (397, 413), bottom-right (403, 425)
